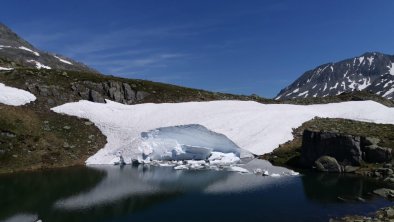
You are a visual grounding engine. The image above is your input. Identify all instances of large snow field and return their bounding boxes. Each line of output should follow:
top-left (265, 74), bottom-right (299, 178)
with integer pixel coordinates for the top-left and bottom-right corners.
top-left (52, 99), bottom-right (394, 166)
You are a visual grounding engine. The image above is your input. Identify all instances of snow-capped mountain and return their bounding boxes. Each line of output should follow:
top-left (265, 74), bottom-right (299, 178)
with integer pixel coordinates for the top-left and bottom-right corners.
top-left (0, 23), bottom-right (97, 73)
top-left (275, 52), bottom-right (394, 100)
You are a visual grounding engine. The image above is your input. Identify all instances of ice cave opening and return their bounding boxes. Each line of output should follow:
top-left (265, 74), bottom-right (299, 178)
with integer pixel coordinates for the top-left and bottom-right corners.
top-left (128, 124), bottom-right (254, 171)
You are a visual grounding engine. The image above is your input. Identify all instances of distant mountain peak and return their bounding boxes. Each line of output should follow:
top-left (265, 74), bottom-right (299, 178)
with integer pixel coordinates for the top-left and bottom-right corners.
top-left (0, 23), bottom-right (98, 73)
top-left (275, 52), bottom-right (394, 101)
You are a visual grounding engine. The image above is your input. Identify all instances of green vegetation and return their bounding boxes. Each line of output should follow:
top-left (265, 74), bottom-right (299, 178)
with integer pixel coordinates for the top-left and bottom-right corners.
top-left (0, 105), bottom-right (106, 174)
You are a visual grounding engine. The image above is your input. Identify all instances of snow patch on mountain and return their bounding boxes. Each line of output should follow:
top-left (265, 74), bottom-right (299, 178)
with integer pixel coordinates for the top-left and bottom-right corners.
top-left (54, 55), bottom-right (73, 65)
top-left (390, 63), bottom-right (394, 76)
top-left (383, 88), bottom-right (394, 97)
top-left (0, 83), bottom-right (36, 106)
top-left (52, 100), bottom-right (394, 165)
top-left (18, 46), bottom-right (40, 56)
top-left (26, 60), bottom-right (51, 69)
top-left (0, 66), bottom-right (13, 71)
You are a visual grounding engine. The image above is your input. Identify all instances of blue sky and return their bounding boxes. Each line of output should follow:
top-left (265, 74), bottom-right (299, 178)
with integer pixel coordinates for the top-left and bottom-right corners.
top-left (1, 0), bottom-right (394, 98)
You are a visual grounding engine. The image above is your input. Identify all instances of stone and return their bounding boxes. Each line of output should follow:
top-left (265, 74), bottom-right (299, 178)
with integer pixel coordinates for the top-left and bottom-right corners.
top-left (373, 188), bottom-right (394, 199)
top-left (113, 91), bottom-right (123, 102)
top-left (384, 208), bottom-right (394, 218)
top-left (363, 137), bottom-right (381, 146)
top-left (314, 156), bottom-right (342, 173)
top-left (301, 130), bottom-right (363, 166)
top-left (47, 98), bottom-right (55, 106)
top-left (0, 131), bottom-right (16, 138)
top-left (63, 142), bottom-right (70, 148)
top-left (123, 83), bottom-right (135, 100)
top-left (36, 85), bottom-right (49, 96)
top-left (89, 89), bottom-right (105, 103)
top-left (344, 165), bottom-right (360, 173)
top-left (63, 126), bottom-right (71, 130)
top-left (84, 122), bottom-right (93, 126)
top-left (384, 177), bottom-right (394, 183)
top-left (136, 91), bottom-right (150, 101)
top-left (363, 145), bottom-right (392, 163)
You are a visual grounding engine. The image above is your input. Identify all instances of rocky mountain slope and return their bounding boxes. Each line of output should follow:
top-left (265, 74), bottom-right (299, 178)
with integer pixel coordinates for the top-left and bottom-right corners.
top-left (0, 23), bottom-right (97, 73)
top-left (275, 52), bottom-right (394, 100)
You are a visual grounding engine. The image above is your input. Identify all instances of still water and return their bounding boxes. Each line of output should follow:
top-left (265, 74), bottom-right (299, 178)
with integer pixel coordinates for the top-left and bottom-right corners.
top-left (0, 159), bottom-right (391, 222)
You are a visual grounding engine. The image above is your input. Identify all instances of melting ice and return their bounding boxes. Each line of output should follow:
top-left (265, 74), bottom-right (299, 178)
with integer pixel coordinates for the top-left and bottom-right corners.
top-left (116, 124), bottom-right (254, 173)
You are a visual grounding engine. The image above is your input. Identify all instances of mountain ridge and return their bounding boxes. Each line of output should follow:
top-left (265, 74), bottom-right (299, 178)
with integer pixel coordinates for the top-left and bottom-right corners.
top-left (275, 52), bottom-right (394, 100)
top-left (0, 23), bottom-right (98, 73)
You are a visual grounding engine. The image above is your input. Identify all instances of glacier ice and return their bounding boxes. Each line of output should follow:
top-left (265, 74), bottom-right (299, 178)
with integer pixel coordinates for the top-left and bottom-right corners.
top-left (133, 124), bottom-right (253, 171)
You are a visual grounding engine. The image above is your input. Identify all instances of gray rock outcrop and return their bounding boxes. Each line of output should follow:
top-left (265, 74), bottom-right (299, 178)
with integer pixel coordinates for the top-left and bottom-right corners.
top-left (300, 130), bottom-right (392, 171)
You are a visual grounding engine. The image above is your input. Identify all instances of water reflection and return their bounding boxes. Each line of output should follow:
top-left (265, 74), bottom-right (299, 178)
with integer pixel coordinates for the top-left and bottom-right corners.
top-left (301, 172), bottom-right (390, 203)
top-left (55, 159), bottom-right (294, 209)
top-left (0, 159), bottom-right (391, 222)
top-left (0, 167), bottom-right (104, 221)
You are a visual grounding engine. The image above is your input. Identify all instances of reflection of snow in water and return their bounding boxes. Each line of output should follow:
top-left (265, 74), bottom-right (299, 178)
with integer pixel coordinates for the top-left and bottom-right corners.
top-left (1, 213), bottom-right (38, 222)
top-left (54, 159), bottom-right (299, 210)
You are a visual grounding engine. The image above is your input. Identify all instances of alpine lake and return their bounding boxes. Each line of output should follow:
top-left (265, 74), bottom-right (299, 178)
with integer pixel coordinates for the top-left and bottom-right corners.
top-left (0, 158), bottom-right (392, 222)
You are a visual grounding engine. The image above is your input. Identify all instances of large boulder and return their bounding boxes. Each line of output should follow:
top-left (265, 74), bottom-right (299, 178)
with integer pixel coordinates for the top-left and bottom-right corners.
top-left (301, 130), bottom-right (363, 166)
top-left (363, 145), bottom-right (392, 163)
top-left (314, 156), bottom-right (342, 173)
top-left (300, 130), bottom-right (392, 169)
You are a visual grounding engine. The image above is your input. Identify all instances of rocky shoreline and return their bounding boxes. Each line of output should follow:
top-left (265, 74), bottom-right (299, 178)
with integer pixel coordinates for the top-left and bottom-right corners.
top-left (330, 206), bottom-right (394, 222)
top-left (260, 117), bottom-right (394, 221)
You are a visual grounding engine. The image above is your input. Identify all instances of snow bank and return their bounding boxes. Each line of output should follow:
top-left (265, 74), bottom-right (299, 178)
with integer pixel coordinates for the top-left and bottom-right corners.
top-left (0, 83), bottom-right (36, 106)
top-left (52, 100), bottom-right (394, 164)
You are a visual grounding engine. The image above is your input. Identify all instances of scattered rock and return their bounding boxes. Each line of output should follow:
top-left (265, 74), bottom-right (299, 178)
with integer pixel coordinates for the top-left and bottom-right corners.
top-left (344, 165), bottom-right (359, 173)
top-left (63, 142), bottom-right (70, 148)
top-left (0, 131), bottom-right (16, 138)
top-left (63, 126), bottom-right (71, 130)
top-left (373, 188), bottom-right (394, 199)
